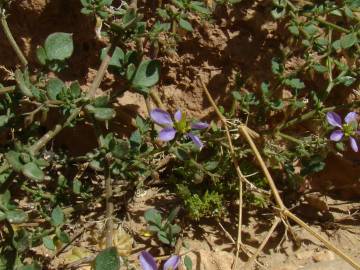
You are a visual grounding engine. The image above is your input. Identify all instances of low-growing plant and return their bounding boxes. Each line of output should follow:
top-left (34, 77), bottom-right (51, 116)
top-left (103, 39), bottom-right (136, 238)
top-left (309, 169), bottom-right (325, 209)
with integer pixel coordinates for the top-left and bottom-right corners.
top-left (0, 0), bottom-right (359, 269)
top-left (144, 207), bottom-right (181, 247)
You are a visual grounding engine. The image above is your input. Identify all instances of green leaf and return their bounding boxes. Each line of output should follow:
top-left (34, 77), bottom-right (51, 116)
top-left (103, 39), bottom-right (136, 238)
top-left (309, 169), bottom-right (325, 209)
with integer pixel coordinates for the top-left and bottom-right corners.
top-left (6, 209), bottom-right (28, 224)
top-left (110, 140), bottom-right (129, 159)
top-left (167, 206), bottom-right (180, 224)
top-left (36, 46), bottom-right (47, 65)
top-left (22, 162), bottom-right (44, 181)
top-left (126, 64), bottom-right (136, 81)
top-left (170, 224), bottom-right (181, 235)
top-left (288, 25), bottom-right (299, 36)
top-left (302, 24), bottom-right (318, 36)
top-left (5, 151), bottom-right (23, 172)
top-left (93, 95), bottom-right (110, 107)
top-left (135, 115), bottom-right (148, 133)
top-left (332, 39), bottom-right (342, 50)
top-left (271, 58), bottom-right (283, 75)
top-left (69, 81), bottom-right (81, 98)
top-left (0, 210), bottom-right (6, 221)
top-left (0, 190), bottom-right (10, 209)
top-left (89, 159), bottom-right (104, 171)
top-left (73, 179), bottom-right (82, 194)
top-left (313, 64), bottom-right (327, 73)
top-left (42, 236), bottom-right (56, 251)
top-left (284, 78), bottom-right (305, 90)
top-left (131, 60), bottom-right (160, 90)
top-left (301, 155), bottom-right (325, 176)
top-left (184, 255), bottom-right (193, 270)
top-left (271, 7), bottom-right (286, 19)
top-left (337, 75), bottom-right (356, 86)
top-left (144, 208), bottom-right (162, 226)
top-left (344, 5), bottom-right (353, 18)
top-left (44, 32), bottom-right (74, 61)
top-left (15, 69), bottom-right (33, 97)
top-left (130, 130), bottom-right (142, 148)
top-left (157, 231), bottom-right (171, 245)
top-left (93, 107), bottom-right (116, 121)
top-left (56, 229), bottom-right (70, 243)
top-left (13, 228), bottom-right (30, 252)
top-left (179, 18), bottom-right (193, 32)
top-left (51, 206), bottom-right (64, 226)
top-left (47, 78), bottom-right (65, 100)
top-left (340, 33), bottom-right (358, 49)
top-left (0, 115), bottom-right (10, 127)
top-left (94, 247), bottom-right (120, 270)
top-left (101, 47), bottom-right (124, 68)
top-left (189, 2), bottom-right (210, 14)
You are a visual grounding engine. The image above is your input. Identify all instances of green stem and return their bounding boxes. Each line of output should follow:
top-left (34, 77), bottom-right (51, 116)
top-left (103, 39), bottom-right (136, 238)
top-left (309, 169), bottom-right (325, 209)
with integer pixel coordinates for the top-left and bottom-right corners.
top-left (105, 165), bottom-right (113, 248)
top-left (0, 86), bottom-right (15, 95)
top-left (0, 11), bottom-right (28, 67)
top-left (21, 185), bottom-right (55, 202)
top-left (277, 132), bottom-right (303, 144)
top-left (314, 17), bottom-right (349, 33)
top-left (29, 43), bottom-right (117, 155)
top-left (281, 101), bottom-right (360, 129)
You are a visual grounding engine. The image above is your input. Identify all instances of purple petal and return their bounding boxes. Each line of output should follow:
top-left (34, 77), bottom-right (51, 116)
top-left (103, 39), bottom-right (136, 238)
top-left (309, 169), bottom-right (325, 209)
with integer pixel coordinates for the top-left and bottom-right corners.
top-left (140, 251), bottom-right (158, 270)
top-left (344, 112), bottom-right (358, 124)
top-left (191, 122), bottom-right (209, 130)
top-left (151, 109), bottom-right (173, 126)
top-left (188, 133), bottom-right (204, 149)
top-left (349, 137), bottom-right (358, 152)
top-left (174, 110), bottom-right (182, 122)
top-left (326, 112), bottom-right (342, 128)
top-left (159, 127), bottom-right (177, 141)
top-left (163, 255), bottom-right (180, 270)
top-left (330, 130), bottom-right (344, 141)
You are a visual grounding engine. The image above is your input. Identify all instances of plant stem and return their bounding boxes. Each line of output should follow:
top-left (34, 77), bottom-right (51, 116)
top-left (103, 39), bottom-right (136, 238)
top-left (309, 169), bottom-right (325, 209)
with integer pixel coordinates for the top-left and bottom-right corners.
top-left (29, 44), bottom-right (116, 155)
top-left (239, 125), bottom-right (285, 209)
top-left (0, 11), bottom-right (28, 67)
top-left (243, 217), bottom-right (281, 269)
top-left (281, 100), bottom-right (360, 130)
top-left (239, 124), bottom-right (360, 270)
top-left (150, 89), bottom-right (165, 110)
top-left (277, 132), bottom-right (303, 144)
top-left (21, 185), bottom-right (55, 202)
top-left (284, 209), bottom-right (360, 269)
top-left (0, 86), bottom-right (15, 95)
top-left (105, 166), bottom-right (114, 248)
top-left (199, 77), bottom-right (245, 270)
top-left (314, 17), bottom-right (349, 33)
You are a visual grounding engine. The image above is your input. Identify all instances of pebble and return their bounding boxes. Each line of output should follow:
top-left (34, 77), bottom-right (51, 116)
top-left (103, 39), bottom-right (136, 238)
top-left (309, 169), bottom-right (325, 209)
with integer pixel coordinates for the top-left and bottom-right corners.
top-left (312, 250), bottom-right (335, 262)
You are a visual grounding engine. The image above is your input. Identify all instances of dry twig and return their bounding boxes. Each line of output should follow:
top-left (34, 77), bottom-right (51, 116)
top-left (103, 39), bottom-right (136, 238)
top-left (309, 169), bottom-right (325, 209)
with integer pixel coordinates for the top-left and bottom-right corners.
top-left (199, 76), bottom-right (246, 270)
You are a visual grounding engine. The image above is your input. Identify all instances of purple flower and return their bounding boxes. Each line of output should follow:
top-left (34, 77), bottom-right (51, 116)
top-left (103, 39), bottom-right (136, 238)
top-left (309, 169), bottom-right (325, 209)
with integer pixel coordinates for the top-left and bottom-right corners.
top-left (150, 108), bottom-right (209, 149)
top-left (139, 251), bottom-right (180, 270)
top-left (326, 112), bottom-right (359, 152)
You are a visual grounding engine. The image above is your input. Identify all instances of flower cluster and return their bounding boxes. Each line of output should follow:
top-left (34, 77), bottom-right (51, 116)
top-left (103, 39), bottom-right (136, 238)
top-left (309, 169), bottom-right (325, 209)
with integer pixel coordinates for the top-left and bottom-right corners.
top-left (139, 251), bottom-right (180, 270)
top-left (326, 111), bottom-right (360, 152)
top-left (150, 108), bottom-right (209, 149)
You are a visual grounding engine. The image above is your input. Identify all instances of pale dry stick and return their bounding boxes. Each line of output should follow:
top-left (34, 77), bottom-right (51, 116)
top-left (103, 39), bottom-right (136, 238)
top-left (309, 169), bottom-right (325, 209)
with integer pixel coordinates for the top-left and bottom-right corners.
top-left (239, 124), bottom-right (360, 270)
top-left (218, 222), bottom-right (236, 244)
top-left (243, 217), bottom-right (281, 269)
top-left (199, 76), bottom-right (245, 270)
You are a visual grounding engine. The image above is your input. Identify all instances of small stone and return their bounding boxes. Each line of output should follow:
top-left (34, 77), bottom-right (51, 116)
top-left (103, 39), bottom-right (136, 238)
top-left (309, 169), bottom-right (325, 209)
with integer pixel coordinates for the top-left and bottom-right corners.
top-left (312, 250), bottom-right (335, 262)
top-left (296, 250), bottom-right (314, 260)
